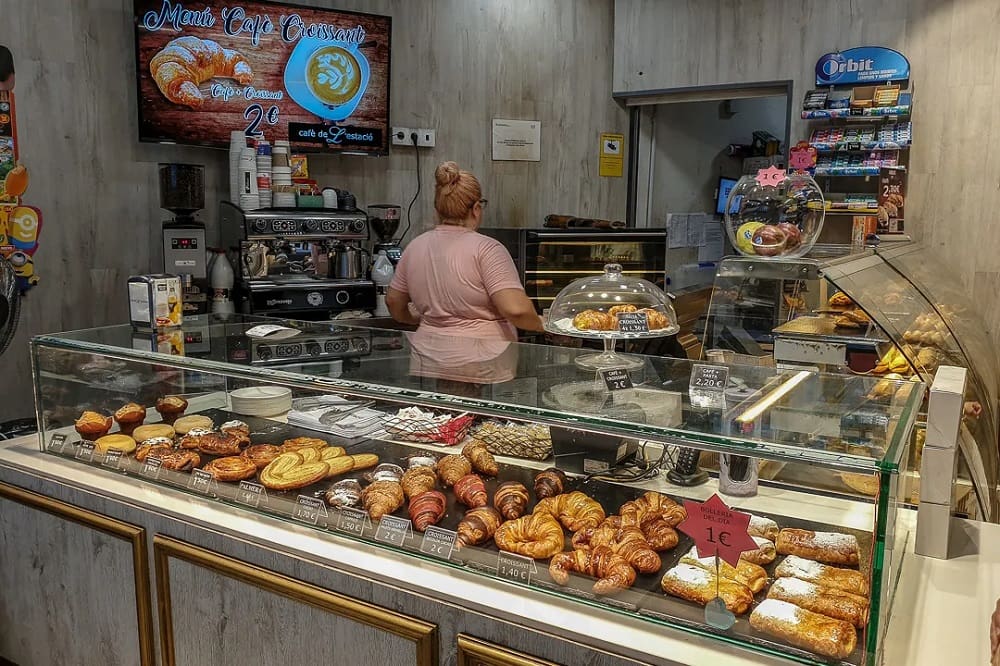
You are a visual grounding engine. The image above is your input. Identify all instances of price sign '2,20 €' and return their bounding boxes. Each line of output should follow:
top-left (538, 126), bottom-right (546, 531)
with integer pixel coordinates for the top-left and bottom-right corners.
top-left (676, 493), bottom-right (758, 630)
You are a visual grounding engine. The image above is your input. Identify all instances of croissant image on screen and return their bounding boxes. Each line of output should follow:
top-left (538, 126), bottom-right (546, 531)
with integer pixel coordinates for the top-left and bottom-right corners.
top-left (149, 36), bottom-right (253, 109)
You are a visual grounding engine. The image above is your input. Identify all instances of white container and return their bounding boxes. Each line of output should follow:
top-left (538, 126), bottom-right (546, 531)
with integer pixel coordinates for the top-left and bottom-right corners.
top-left (210, 250), bottom-right (235, 307)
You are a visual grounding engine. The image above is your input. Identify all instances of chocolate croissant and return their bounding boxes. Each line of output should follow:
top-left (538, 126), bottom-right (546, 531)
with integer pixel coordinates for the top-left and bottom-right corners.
top-left (493, 481), bottom-right (530, 520)
top-left (408, 490), bottom-right (447, 531)
top-left (533, 491), bottom-right (606, 532)
top-left (362, 480), bottom-right (404, 521)
top-left (456, 507), bottom-right (502, 548)
top-left (401, 465), bottom-right (437, 499)
top-left (454, 474), bottom-right (488, 508)
top-left (461, 441), bottom-right (499, 476)
top-left (533, 467), bottom-right (566, 499)
top-left (549, 545), bottom-right (636, 595)
top-left (436, 454), bottom-right (472, 487)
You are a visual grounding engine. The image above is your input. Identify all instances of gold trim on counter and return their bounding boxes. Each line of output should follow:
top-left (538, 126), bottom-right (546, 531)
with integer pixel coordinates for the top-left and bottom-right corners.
top-left (457, 635), bottom-right (559, 666)
top-left (153, 535), bottom-right (438, 665)
top-left (0, 482), bottom-right (155, 666)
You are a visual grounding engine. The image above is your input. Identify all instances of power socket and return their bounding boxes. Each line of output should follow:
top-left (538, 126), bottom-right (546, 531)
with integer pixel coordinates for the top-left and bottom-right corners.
top-left (391, 127), bottom-right (414, 146)
top-left (416, 128), bottom-right (435, 148)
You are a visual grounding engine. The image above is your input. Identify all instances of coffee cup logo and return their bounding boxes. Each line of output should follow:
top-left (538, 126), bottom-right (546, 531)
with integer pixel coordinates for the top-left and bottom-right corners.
top-left (306, 46), bottom-right (361, 107)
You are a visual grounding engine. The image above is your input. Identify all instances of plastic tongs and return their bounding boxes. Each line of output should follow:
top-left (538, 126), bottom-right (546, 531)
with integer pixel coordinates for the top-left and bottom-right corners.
top-left (317, 400), bottom-right (376, 425)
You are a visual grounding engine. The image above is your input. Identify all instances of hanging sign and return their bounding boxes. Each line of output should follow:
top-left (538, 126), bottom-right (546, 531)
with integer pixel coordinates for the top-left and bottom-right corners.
top-left (815, 46), bottom-right (910, 86)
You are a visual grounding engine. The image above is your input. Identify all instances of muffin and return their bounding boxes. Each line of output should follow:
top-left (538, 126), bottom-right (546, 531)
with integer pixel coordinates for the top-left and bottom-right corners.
top-left (155, 396), bottom-right (188, 425)
top-left (75, 411), bottom-right (113, 440)
top-left (113, 403), bottom-right (147, 436)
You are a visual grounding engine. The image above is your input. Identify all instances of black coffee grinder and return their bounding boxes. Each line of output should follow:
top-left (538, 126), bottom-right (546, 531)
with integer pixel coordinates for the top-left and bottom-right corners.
top-left (159, 163), bottom-right (209, 315)
top-left (368, 203), bottom-right (403, 265)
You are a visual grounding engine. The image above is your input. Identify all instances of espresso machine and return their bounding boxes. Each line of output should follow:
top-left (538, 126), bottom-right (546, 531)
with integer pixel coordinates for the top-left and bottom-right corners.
top-left (160, 163), bottom-right (210, 315)
top-left (368, 204), bottom-right (403, 265)
top-left (219, 201), bottom-right (375, 319)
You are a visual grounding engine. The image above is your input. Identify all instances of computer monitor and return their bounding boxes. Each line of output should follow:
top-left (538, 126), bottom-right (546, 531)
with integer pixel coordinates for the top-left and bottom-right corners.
top-left (716, 177), bottom-right (740, 215)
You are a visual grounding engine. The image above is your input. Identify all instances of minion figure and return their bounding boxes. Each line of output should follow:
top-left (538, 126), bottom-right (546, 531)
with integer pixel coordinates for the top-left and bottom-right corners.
top-left (9, 206), bottom-right (39, 251)
top-left (0, 207), bottom-right (9, 247)
top-left (7, 249), bottom-right (38, 286)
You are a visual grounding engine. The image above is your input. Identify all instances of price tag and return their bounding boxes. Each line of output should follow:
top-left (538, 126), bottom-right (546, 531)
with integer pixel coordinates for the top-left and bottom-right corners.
top-left (141, 456), bottom-right (163, 480)
top-left (600, 367), bottom-right (633, 392)
top-left (75, 441), bottom-right (95, 462)
top-left (419, 526), bottom-right (457, 560)
top-left (188, 469), bottom-right (215, 495)
top-left (676, 493), bottom-right (757, 568)
top-left (48, 433), bottom-right (67, 453)
top-left (690, 364), bottom-right (729, 392)
top-left (616, 312), bottom-right (649, 334)
top-left (374, 515), bottom-right (412, 547)
top-left (496, 551), bottom-right (537, 584)
top-left (102, 449), bottom-right (124, 470)
top-left (337, 507), bottom-right (370, 536)
top-left (236, 481), bottom-right (267, 508)
top-left (293, 495), bottom-right (328, 526)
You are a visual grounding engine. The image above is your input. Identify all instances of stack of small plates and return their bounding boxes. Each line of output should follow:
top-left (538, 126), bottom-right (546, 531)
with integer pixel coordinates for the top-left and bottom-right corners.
top-left (230, 386), bottom-right (293, 417)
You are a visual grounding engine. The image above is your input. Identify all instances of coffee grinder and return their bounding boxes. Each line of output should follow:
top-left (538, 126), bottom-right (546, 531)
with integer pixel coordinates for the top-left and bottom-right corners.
top-left (368, 204), bottom-right (403, 265)
top-left (159, 163), bottom-right (209, 315)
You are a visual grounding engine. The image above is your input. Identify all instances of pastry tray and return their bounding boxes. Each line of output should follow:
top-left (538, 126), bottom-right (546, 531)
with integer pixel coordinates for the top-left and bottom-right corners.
top-left (47, 408), bottom-right (873, 666)
top-left (545, 318), bottom-right (680, 340)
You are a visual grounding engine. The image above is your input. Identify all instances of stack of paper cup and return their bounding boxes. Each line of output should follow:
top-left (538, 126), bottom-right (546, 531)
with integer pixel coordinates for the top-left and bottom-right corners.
top-left (273, 140), bottom-right (290, 169)
top-left (255, 140), bottom-right (272, 208)
top-left (229, 131), bottom-right (247, 202)
top-left (238, 147), bottom-right (259, 210)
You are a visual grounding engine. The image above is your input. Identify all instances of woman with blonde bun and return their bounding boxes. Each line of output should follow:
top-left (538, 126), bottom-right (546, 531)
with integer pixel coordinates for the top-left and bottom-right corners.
top-left (387, 161), bottom-right (543, 358)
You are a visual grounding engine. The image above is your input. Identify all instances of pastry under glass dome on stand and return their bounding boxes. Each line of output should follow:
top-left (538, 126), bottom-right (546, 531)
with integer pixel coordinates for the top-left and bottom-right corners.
top-left (724, 172), bottom-right (826, 259)
top-left (544, 263), bottom-right (679, 371)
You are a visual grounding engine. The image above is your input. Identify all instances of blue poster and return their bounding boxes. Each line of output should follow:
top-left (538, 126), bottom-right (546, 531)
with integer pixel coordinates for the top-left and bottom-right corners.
top-left (815, 46), bottom-right (910, 86)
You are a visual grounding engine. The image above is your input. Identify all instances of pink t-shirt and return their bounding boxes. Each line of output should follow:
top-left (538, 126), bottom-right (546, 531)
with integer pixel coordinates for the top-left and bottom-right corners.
top-left (390, 225), bottom-right (524, 340)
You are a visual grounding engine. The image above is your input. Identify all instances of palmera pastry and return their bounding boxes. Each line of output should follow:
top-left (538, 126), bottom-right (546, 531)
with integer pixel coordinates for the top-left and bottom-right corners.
top-left (453, 474), bottom-right (488, 508)
top-left (173, 414), bottom-right (213, 435)
top-left (113, 403), bottom-right (147, 436)
top-left (660, 564), bottom-right (754, 615)
top-left (572, 523), bottom-right (660, 574)
top-left (241, 444), bottom-right (282, 470)
top-left (767, 577), bottom-right (869, 629)
top-left (776, 528), bottom-right (860, 566)
top-left (493, 481), bottom-right (530, 520)
top-left (281, 436), bottom-right (328, 452)
top-left (94, 433), bottom-right (137, 455)
top-left (154, 396), bottom-right (188, 425)
top-left (362, 480), bottom-right (405, 521)
top-left (494, 512), bottom-right (565, 560)
top-left (324, 453), bottom-right (379, 479)
top-left (549, 545), bottom-right (636, 595)
top-left (158, 449), bottom-right (201, 471)
top-left (150, 36), bottom-right (253, 109)
top-left (739, 535), bottom-right (778, 566)
top-left (436, 454), bottom-right (472, 487)
top-left (774, 555), bottom-right (868, 596)
top-left (408, 490), bottom-right (448, 531)
top-left (749, 599), bottom-right (857, 660)
top-left (680, 546), bottom-right (768, 594)
top-left (132, 424), bottom-right (175, 443)
top-left (533, 491), bottom-right (606, 532)
top-left (135, 441), bottom-right (174, 462)
top-left (461, 441), bottom-right (499, 476)
top-left (401, 466), bottom-right (437, 499)
top-left (456, 507), bottom-right (503, 548)
top-left (748, 514), bottom-right (780, 541)
top-left (75, 411), bottom-right (113, 440)
top-left (571, 309), bottom-right (614, 331)
top-left (259, 452), bottom-right (330, 491)
top-left (533, 467), bottom-right (566, 499)
top-left (202, 456), bottom-right (257, 483)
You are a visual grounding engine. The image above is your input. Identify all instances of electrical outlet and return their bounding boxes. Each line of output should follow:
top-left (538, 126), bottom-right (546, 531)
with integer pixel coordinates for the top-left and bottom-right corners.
top-left (391, 127), bottom-right (413, 146)
top-left (416, 128), bottom-right (436, 148)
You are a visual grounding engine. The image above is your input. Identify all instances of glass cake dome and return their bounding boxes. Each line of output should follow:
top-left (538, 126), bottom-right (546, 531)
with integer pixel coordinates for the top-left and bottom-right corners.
top-left (724, 172), bottom-right (826, 259)
top-left (544, 264), bottom-right (679, 339)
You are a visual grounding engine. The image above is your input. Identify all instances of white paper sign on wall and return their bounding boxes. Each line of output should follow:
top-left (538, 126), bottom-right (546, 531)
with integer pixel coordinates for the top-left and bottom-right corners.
top-left (492, 119), bottom-right (541, 162)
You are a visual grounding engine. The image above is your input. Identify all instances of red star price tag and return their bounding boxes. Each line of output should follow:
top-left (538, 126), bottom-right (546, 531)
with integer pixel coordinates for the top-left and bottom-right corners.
top-left (754, 164), bottom-right (786, 188)
top-left (676, 493), bottom-right (758, 568)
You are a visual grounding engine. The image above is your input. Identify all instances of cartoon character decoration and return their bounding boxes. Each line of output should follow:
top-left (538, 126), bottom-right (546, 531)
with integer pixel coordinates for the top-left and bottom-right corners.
top-left (788, 140), bottom-right (818, 175)
top-left (0, 43), bottom-right (40, 293)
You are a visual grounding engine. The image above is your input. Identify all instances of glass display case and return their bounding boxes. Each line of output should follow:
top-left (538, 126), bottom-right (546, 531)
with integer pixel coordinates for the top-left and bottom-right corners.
top-left (31, 314), bottom-right (922, 666)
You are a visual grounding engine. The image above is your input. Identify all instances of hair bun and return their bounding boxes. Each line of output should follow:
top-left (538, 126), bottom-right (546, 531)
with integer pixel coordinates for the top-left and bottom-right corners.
top-left (435, 161), bottom-right (462, 188)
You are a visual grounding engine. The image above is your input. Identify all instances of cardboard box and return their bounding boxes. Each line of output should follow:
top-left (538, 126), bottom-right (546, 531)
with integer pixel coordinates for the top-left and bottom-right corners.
top-left (878, 168), bottom-right (906, 233)
top-left (919, 444), bottom-right (958, 505)
top-left (915, 500), bottom-right (951, 559)
top-left (851, 215), bottom-right (878, 249)
top-left (850, 86), bottom-right (877, 109)
top-left (926, 366), bottom-right (967, 449)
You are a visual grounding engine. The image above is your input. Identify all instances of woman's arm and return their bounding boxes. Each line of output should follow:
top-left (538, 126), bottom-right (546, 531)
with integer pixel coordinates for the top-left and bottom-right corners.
top-left (491, 288), bottom-right (544, 332)
top-left (387, 287), bottom-right (420, 326)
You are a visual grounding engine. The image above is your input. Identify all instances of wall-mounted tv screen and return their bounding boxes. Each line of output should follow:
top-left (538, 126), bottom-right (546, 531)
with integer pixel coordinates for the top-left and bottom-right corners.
top-left (134, 0), bottom-right (391, 154)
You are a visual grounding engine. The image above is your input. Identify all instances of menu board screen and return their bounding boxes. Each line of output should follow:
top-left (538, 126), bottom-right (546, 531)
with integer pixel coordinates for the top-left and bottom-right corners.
top-left (133, 0), bottom-right (391, 154)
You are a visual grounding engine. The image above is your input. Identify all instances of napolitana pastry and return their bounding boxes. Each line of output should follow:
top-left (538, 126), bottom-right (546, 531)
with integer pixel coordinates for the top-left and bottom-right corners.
top-left (408, 490), bottom-right (447, 531)
top-left (219, 420), bottom-right (251, 445)
top-left (776, 528), bottom-right (860, 566)
top-left (660, 563), bottom-right (753, 615)
top-left (533, 468), bottom-right (566, 499)
top-left (456, 507), bottom-right (502, 548)
top-left (740, 535), bottom-right (778, 565)
top-left (183, 431), bottom-right (243, 457)
top-left (94, 433), bottom-right (137, 454)
top-left (159, 450), bottom-right (201, 471)
top-left (493, 481), bottom-right (530, 520)
top-left (453, 474), bottom-right (488, 508)
top-left (680, 546), bottom-right (768, 594)
top-left (173, 415), bottom-right (213, 435)
top-left (150, 36), bottom-right (253, 109)
top-left (259, 452), bottom-right (329, 491)
top-left (533, 491), bottom-right (606, 532)
top-left (241, 444), bottom-right (281, 470)
top-left (113, 403), bottom-right (147, 436)
top-left (75, 411), bottom-right (113, 440)
top-left (749, 599), bottom-right (857, 660)
top-left (748, 514), bottom-right (780, 541)
top-left (774, 555), bottom-right (868, 596)
top-left (362, 480), bottom-right (405, 521)
top-left (154, 396), bottom-right (187, 424)
top-left (202, 456), bottom-right (257, 482)
top-left (549, 545), bottom-right (636, 595)
top-left (493, 512), bottom-right (564, 560)
top-left (461, 441), bottom-right (498, 476)
top-left (436, 454), bottom-right (472, 487)
top-left (132, 424), bottom-right (175, 443)
top-left (767, 576), bottom-right (869, 628)
top-left (401, 466), bottom-right (437, 499)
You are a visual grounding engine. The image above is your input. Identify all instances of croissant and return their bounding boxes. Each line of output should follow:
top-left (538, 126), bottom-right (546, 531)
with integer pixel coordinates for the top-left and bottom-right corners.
top-left (533, 467), bottom-right (567, 499)
top-left (621, 491), bottom-right (687, 528)
top-left (462, 441), bottom-right (499, 476)
top-left (549, 546), bottom-right (636, 595)
top-left (361, 480), bottom-right (404, 521)
top-left (401, 466), bottom-right (437, 499)
top-left (408, 490), bottom-right (447, 532)
top-left (533, 491), bottom-right (606, 532)
top-left (639, 516), bottom-right (680, 551)
top-left (493, 481), bottom-right (530, 520)
top-left (436, 454), bottom-right (472, 487)
top-left (150, 36), bottom-right (253, 109)
top-left (573, 523), bottom-right (660, 574)
top-left (456, 507), bottom-right (503, 548)
top-left (494, 512), bottom-right (565, 559)
top-left (453, 474), bottom-right (488, 508)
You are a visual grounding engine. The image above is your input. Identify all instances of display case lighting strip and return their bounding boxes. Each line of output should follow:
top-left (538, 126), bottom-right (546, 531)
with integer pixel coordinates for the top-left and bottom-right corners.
top-left (735, 370), bottom-right (812, 424)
